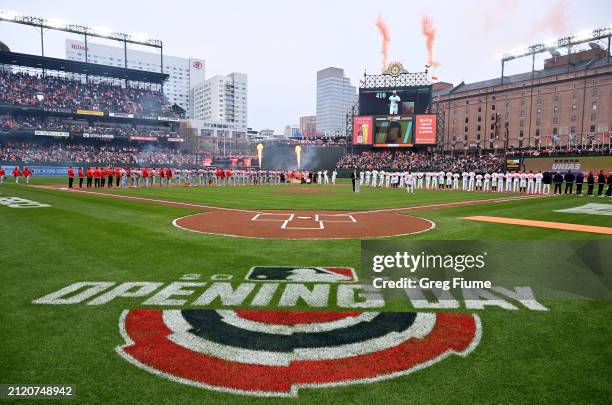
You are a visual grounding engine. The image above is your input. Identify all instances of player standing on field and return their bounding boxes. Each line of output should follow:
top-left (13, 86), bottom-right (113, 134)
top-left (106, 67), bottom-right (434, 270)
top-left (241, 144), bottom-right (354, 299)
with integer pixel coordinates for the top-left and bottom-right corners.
top-left (67, 166), bottom-right (74, 189)
top-left (12, 166), bottom-right (20, 184)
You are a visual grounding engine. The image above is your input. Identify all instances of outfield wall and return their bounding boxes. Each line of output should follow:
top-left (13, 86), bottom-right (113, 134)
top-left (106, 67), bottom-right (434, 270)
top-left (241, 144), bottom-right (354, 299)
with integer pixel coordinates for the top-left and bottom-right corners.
top-left (522, 155), bottom-right (612, 173)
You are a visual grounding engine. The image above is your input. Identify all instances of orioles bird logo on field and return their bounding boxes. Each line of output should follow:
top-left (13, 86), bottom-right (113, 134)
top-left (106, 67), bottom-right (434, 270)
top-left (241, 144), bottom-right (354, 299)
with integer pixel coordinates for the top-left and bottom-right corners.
top-left (115, 267), bottom-right (481, 397)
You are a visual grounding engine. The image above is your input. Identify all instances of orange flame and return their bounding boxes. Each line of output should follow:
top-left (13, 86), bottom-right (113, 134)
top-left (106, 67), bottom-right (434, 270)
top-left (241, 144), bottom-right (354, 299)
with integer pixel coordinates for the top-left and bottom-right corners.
top-left (376, 15), bottom-right (391, 71)
top-left (421, 16), bottom-right (440, 68)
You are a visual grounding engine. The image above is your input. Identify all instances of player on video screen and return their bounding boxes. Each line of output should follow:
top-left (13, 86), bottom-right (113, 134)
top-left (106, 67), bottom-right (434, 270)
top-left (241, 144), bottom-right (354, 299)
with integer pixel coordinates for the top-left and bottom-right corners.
top-left (389, 91), bottom-right (400, 115)
top-left (385, 121), bottom-right (402, 143)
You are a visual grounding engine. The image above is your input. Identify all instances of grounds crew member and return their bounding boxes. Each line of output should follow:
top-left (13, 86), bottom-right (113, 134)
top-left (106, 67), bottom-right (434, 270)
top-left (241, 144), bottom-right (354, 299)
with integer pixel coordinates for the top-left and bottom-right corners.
top-left (575, 171), bottom-right (584, 196)
top-left (67, 166), bottom-right (75, 189)
top-left (597, 170), bottom-right (605, 196)
top-left (78, 167), bottom-right (84, 188)
top-left (606, 172), bottom-right (612, 197)
top-left (586, 171), bottom-right (595, 196)
top-left (564, 170), bottom-right (575, 194)
top-left (553, 172), bottom-right (563, 194)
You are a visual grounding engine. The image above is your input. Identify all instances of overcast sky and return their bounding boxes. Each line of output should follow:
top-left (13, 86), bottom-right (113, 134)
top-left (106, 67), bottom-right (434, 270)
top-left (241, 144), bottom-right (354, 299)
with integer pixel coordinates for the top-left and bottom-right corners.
top-left (0, 0), bottom-right (609, 132)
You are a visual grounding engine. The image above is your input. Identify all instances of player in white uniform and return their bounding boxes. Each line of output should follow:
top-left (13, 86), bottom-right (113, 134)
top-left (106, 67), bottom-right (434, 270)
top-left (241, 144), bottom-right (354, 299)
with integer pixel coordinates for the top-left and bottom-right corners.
top-left (461, 172), bottom-right (468, 191)
top-left (365, 170), bottom-right (371, 187)
top-left (359, 171), bottom-right (364, 186)
top-left (417, 172), bottom-right (424, 189)
top-left (468, 171), bottom-right (476, 191)
top-left (437, 171), bottom-right (445, 190)
top-left (379, 170), bottom-right (385, 188)
top-left (491, 173), bottom-right (498, 192)
top-left (323, 170), bottom-right (330, 185)
top-left (445, 172), bottom-right (452, 189)
top-left (519, 172), bottom-right (527, 193)
top-left (405, 172), bottom-right (414, 194)
top-left (495, 172), bottom-right (502, 193)
top-left (452, 172), bottom-right (460, 190)
top-left (526, 171), bottom-right (535, 194)
top-left (535, 171), bottom-right (543, 194)
top-left (513, 172), bottom-right (521, 193)
top-left (332, 169), bottom-right (337, 185)
top-left (431, 172), bottom-right (438, 190)
top-left (371, 170), bottom-right (378, 188)
top-left (389, 91), bottom-right (401, 115)
top-left (385, 172), bottom-right (391, 188)
top-left (483, 173), bottom-right (491, 192)
top-left (505, 172), bottom-right (513, 192)
top-left (475, 173), bottom-right (483, 191)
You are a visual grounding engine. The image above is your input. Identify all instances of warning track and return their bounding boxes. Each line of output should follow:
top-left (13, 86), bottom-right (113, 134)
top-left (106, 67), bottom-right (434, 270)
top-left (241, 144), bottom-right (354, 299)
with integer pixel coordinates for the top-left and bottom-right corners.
top-left (33, 185), bottom-right (545, 239)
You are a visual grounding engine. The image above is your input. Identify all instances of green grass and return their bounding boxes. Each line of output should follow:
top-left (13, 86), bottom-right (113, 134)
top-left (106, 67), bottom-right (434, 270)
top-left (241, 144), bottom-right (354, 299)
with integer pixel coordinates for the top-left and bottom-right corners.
top-left (1, 178), bottom-right (611, 404)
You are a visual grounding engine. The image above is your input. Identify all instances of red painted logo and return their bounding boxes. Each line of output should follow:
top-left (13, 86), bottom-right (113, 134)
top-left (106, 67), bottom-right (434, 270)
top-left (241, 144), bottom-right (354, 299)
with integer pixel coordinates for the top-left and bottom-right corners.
top-left (117, 308), bottom-right (481, 397)
top-left (192, 61), bottom-right (203, 69)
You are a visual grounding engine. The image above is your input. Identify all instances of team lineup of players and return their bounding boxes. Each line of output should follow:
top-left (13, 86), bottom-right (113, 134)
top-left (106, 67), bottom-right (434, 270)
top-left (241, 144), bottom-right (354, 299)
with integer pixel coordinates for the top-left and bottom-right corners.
top-left (58, 167), bottom-right (339, 189)
top-left (1, 165), bottom-right (610, 197)
top-left (356, 169), bottom-right (612, 196)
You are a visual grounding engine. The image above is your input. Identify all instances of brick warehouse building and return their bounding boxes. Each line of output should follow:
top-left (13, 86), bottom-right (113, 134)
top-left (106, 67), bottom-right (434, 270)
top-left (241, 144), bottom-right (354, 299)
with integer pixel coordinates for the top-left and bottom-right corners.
top-left (434, 49), bottom-right (611, 153)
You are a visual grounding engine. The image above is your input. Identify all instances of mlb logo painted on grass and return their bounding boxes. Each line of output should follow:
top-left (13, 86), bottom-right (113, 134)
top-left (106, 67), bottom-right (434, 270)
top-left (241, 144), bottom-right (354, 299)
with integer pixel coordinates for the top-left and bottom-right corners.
top-left (116, 308), bottom-right (481, 397)
top-left (245, 266), bottom-right (357, 283)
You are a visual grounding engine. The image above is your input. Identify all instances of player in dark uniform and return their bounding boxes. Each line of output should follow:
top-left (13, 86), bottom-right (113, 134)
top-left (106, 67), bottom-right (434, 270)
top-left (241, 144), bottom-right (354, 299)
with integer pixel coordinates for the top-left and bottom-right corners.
top-left (553, 172), bottom-right (563, 194)
top-left (597, 170), bottom-right (605, 196)
top-left (586, 171), bottom-right (595, 196)
top-left (564, 170), bottom-right (575, 194)
top-left (575, 171), bottom-right (584, 195)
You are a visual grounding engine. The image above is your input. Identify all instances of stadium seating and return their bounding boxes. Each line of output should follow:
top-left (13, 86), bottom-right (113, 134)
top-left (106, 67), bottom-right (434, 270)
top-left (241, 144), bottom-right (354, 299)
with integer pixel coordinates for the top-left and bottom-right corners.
top-left (0, 71), bottom-right (176, 118)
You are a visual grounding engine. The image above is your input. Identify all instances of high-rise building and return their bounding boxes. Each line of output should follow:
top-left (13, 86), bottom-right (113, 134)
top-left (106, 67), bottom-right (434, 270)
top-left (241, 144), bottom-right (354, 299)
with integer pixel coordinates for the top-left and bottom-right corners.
top-left (190, 73), bottom-right (248, 129)
top-left (65, 39), bottom-right (205, 115)
top-left (316, 67), bottom-right (357, 136)
top-left (300, 115), bottom-right (317, 135)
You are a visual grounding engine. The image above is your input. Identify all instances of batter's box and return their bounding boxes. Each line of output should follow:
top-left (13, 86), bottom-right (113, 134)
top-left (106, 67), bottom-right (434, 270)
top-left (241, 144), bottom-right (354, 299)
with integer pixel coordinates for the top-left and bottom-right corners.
top-left (251, 213), bottom-right (293, 222)
top-left (318, 214), bottom-right (357, 223)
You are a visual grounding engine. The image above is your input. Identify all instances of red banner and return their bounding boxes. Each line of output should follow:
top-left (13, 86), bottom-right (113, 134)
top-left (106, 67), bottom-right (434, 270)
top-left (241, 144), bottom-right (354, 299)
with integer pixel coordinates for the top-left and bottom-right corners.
top-left (415, 115), bottom-right (437, 144)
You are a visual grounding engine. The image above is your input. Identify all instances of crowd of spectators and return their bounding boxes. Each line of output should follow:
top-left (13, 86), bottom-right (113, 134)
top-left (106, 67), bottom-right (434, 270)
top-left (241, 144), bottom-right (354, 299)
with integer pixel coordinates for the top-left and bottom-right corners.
top-left (506, 146), bottom-right (611, 157)
top-left (0, 71), bottom-right (176, 118)
top-left (336, 151), bottom-right (506, 173)
top-left (0, 142), bottom-right (199, 166)
top-left (0, 115), bottom-right (177, 138)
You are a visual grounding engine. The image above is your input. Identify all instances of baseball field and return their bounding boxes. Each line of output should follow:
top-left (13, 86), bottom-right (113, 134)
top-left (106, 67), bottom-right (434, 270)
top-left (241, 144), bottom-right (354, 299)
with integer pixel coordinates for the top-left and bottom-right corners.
top-left (2, 178), bottom-right (611, 403)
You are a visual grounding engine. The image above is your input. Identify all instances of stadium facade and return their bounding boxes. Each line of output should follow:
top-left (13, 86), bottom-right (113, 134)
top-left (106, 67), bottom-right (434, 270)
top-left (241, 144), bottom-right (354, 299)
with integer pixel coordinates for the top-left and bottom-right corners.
top-left (316, 67), bottom-right (357, 136)
top-left (65, 39), bottom-right (206, 116)
top-left (434, 49), bottom-right (611, 152)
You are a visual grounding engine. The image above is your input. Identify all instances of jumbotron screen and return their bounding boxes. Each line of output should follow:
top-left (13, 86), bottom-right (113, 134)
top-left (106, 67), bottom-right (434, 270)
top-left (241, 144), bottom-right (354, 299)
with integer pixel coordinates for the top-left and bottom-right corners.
top-left (358, 86), bottom-right (432, 116)
top-left (353, 114), bottom-right (437, 147)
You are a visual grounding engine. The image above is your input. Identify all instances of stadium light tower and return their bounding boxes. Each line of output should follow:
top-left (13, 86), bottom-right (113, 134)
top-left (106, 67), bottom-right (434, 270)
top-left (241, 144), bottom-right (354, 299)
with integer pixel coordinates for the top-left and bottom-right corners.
top-left (0, 9), bottom-right (165, 84)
